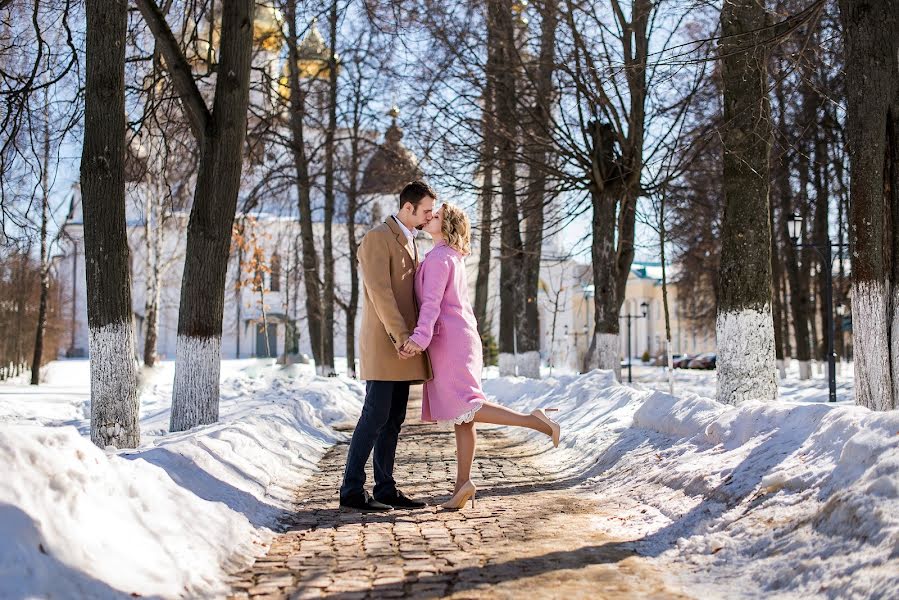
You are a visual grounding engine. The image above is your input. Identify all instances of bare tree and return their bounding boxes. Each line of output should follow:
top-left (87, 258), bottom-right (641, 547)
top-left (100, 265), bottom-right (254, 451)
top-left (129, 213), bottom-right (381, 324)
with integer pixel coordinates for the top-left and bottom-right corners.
top-left (283, 0), bottom-right (325, 372)
top-left (320, 0), bottom-right (340, 376)
top-left (837, 0), bottom-right (899, 410)
top-left (30, 85), bottom-right (53, 384)
top-left (135, 0), bottom-right (255, 431)
top-left (81, 0), bottom-right (140, 446)
top-left (715, 0), bottom-right (777, 405)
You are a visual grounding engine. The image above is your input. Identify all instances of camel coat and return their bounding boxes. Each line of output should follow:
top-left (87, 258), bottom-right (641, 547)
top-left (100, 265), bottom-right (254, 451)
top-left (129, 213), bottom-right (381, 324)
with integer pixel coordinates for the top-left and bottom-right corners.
top-left (358, 218), bottom-right (433, 382)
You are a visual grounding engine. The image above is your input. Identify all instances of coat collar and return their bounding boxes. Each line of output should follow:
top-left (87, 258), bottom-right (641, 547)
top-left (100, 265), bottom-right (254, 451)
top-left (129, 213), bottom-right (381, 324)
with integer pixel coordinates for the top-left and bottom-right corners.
top-left (385, 218), bottom-right (417, 264)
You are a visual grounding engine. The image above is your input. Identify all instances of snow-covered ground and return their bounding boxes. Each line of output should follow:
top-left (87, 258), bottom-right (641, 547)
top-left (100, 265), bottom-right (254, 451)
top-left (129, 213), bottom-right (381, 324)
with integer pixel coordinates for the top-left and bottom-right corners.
top-left (5, 357), bottom-right (894, 599)
top-left (485, 367), bottom-right (897, 599)
top-left (1, 359), bottom-right (364, 599)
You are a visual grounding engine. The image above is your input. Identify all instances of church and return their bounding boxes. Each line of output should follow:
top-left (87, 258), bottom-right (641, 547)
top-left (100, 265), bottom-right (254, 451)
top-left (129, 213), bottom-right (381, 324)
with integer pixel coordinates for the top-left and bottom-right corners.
top-left (54, 6), bottom-right (712, 377)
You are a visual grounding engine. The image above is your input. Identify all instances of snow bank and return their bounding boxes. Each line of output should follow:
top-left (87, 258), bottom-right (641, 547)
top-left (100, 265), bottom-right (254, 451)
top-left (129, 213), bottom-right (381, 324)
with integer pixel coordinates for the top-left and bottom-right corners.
top-left (1, 360), bottom-right (363, 599)
top-left (484, 370), bottom-right (899, 599)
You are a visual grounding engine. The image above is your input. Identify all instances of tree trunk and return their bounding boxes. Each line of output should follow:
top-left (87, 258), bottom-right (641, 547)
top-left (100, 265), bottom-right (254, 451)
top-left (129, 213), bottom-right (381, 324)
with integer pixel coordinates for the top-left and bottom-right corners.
top-left (517, 0), bottom-right (558, 378)
top-left (235, 218), bottom-right (244, 359)
top-left (716, 0), bottom-right (777, 406)
top-left (80, 0), bottom-right (140, 447)
top-left (344, 86), bottom-right (363, 379)
top-left (345, 198), bottom-right (359, 378)
top-left (585, 188), bottom-right (621, 376)
top-left (584, 0), bottom-right (650, 378)
top-left (774, 129), bottom-right (812, 375)
top-left (491, 0), bottom-right (523, 376)
top-left (838, 0), bottom-right (899, 410)
top-left (31, 90), bottom-right (51, 386)
top-left (812, 131), bottom-right (831, 364)
top-left (143, 183), bottom-right (162, 367)
top-left (167, 1), bottom-right (254, 431)
top-left (834, 133), bottom-right (847, 360)
top-left (474, 8), bottom-right (498, 342)
top-left (796, 131), bottom-right (815, 377)
top-left (285, 0), bottom-right (323, 370)
top-left (320, 0), bottom-right (339, 377)
top-left (770, 190), bottom-right (785, 378)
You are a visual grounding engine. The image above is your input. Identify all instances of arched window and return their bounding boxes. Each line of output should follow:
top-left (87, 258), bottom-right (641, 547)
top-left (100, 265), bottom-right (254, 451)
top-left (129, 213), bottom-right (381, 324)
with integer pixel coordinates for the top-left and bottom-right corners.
top-left (270, 254), bottom-right (281, 292)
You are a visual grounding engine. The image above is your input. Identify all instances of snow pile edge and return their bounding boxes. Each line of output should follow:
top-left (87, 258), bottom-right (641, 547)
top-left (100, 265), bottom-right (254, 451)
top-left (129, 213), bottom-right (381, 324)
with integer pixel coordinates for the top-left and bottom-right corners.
top-left (485, 369), bottom-right (899, 599)
top-left (1, 367), bottom-right (364, 599)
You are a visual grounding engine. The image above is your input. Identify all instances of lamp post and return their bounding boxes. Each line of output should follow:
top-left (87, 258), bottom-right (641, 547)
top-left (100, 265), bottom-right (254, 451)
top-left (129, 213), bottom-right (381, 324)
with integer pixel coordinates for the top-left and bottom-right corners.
top-left (620, 301), bottom-right (649, 383)
top-left (787, 212), bottom-right (848, 403)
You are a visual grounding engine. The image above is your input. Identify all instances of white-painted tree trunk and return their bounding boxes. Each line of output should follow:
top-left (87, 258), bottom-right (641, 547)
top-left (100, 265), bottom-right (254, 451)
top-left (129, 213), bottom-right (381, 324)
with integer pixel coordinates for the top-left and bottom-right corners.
top-left (89, 323), bottom-right (139, 447)
top-left (853, 280), bottom-right (894, 411)
top-left (797, 360), bottom-right (811, 380)
top-left (585, 333), bottom-right (621, 381)
top-left (170, 335), bottom-right (222, 431)
top-left (776, 359), bottom-right (786, 379)
top-left (516, 351), bottom-right (541, 379)
top-left (498, 352), bottom-right (517, 377)
top-left (716, 307), bottom-right (777, 406)
top-left (316, 362), bottom-right (336, 377)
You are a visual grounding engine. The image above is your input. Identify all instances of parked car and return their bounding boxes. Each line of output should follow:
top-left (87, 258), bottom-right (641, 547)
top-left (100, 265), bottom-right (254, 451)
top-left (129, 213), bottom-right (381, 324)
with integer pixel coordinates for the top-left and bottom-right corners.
top-left (687, 352), bottom-right (717, 370)
top-left (673, 354), bottom-right (695, 369)
top-left (651, 353), bottom-right (681, 367)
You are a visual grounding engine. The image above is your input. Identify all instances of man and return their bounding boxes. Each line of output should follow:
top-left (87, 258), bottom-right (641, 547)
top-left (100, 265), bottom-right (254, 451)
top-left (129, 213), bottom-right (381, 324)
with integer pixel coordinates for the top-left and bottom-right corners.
top-left (339, 180), bottom-right (436, 512)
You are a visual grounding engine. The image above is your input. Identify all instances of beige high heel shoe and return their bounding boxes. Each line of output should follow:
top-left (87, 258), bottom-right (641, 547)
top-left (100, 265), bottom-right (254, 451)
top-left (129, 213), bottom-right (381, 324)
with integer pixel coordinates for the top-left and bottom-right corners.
top-left (531, 408), bottom-right (561, 447)
top-left (441, 480), bottom-right (476, 510)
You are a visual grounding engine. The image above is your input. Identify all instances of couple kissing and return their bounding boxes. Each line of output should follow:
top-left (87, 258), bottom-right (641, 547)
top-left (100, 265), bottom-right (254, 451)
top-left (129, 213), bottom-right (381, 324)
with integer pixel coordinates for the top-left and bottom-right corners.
top-left (339, 180), bottom-right (561, 512)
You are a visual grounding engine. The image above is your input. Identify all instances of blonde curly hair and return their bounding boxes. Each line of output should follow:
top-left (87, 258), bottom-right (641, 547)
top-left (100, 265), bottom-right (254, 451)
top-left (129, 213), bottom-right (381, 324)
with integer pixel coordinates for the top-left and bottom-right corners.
top-left (440, 202), bottom-right (472, 256)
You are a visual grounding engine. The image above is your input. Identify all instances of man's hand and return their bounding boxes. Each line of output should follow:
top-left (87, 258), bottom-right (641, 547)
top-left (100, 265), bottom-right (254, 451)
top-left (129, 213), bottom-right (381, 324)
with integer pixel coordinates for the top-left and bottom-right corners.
top-left (398, 339), bottom-right (423, 359)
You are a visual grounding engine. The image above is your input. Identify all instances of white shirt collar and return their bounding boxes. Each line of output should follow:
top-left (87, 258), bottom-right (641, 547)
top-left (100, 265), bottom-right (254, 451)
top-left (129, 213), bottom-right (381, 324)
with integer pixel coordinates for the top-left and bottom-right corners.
top-left (392, 215), bottom-right (417, 241)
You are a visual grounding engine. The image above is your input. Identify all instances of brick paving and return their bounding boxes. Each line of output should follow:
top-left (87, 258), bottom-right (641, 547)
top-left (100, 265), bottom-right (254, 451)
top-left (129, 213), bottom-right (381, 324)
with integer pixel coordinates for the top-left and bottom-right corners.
top-left (227, 388), bottom-right (690, 599)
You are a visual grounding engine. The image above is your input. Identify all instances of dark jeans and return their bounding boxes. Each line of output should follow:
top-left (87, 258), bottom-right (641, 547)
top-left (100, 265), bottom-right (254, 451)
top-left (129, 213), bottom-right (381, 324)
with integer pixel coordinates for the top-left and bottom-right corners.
top-left (339, 380), bottom-right (410, 501)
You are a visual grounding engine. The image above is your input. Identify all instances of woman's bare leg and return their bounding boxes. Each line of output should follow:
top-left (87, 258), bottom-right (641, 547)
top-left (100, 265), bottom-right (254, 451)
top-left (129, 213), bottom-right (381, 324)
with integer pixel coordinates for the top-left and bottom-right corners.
top-left (453, 421), bottom-right (476, 491)
top-left (472, 401), bottom-right (552, 436)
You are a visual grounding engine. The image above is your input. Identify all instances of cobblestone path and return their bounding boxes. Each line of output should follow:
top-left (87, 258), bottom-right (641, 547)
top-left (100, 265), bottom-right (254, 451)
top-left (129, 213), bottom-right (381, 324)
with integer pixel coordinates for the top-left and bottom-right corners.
top-left (228, 389), bottom-right (689, 599)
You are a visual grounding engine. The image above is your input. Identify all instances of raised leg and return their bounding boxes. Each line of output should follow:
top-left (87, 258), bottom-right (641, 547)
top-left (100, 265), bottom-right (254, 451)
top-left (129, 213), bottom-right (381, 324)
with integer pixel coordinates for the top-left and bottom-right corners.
top-left (453, 420), bottom-right (476, 492)
top-left (472, 401), bottom-right (552, 435)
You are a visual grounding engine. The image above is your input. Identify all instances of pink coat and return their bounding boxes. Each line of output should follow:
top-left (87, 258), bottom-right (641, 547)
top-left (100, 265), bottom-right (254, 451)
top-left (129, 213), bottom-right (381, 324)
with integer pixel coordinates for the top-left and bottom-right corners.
top-left (408, 242), bottom-right (487, 424)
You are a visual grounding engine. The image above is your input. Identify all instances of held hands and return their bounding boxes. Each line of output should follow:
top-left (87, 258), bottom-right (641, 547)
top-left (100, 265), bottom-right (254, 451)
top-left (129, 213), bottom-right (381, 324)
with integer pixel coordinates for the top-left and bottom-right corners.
top-left (398, 339), bottom-right (423, 359)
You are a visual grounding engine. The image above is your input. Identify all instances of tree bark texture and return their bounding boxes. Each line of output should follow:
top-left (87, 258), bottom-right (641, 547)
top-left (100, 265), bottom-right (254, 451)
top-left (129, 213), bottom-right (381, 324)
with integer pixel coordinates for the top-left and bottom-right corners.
top-left (285, 0), bottom-right (324, 370)
top-left (143, 185), bottom-right (162, 367)
top-left (320, 0), bottom-right (339, 376)
top-left (716, 0), bottom-right (777, 405)
top-left (583, 0), bottom-right (649, 377)
top-left (490, 0), bottom-right (524, 371)
top-left (81, 0), bottom-right (140, 447)
top-left (812, 131), bottom-right (831, 362)
top-left (166, 0), bottom-right (255, 431)
top-left (838, 0), bottom-right (899, 410)
top-left (31, 93), bottom-right (51, 386)
top-left (518, 0), bottom-right (558, 372)
top-left (474, 5), bottom-right (498, 342)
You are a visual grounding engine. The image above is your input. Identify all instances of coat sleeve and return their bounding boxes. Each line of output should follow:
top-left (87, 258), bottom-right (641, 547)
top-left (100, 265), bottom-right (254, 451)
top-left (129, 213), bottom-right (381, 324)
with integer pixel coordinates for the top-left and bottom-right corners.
top-left (359, 232), bottom-right (409, 349)
top-left (408, 253), bottom-right (452, 350)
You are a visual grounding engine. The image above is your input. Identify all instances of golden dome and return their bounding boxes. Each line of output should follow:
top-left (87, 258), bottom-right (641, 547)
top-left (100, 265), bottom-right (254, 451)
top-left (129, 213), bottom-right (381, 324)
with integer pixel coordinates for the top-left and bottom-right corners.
top-left (278, 20), bottom-right (339, 98)
top-left (254, 3), bottom-right (284, 52)
top-left (184, 2), bottom-right (284, 65)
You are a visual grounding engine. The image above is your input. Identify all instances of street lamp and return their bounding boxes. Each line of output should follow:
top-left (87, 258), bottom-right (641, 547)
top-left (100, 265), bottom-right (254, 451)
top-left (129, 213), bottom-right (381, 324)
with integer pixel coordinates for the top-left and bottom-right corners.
top-left (787, 213), bottom-right (848, 403)
top-left (620, 301), bottom-right (649, 383)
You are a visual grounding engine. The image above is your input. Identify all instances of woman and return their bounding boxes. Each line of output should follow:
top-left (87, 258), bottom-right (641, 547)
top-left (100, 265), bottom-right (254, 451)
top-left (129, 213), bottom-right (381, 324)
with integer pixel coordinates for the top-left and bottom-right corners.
top-left (399, 202), bottom-right (560, 510)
